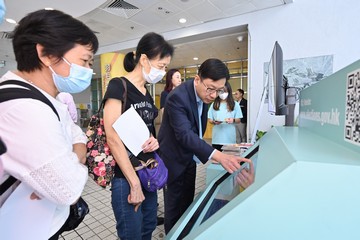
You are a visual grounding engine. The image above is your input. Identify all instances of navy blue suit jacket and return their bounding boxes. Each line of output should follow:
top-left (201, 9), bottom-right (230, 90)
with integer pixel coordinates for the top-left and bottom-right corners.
top-left (158, 79), bottom-right (214, 184)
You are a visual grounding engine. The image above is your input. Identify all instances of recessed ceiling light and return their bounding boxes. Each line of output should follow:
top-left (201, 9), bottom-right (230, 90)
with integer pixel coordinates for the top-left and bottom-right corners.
top-left (179, 18), bottom-right (187, 24)
top-left (5, 18), bottom-right (17, 24)
top-left (193, 57), bottom-right (198, 61)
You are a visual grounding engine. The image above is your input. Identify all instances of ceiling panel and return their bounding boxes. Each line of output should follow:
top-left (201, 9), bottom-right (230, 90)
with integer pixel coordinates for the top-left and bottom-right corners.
top-left (223, 2), bottom-right (258, 16)
top-left (186, 1), bottom-right (226, 23)
top-left (169, 0), bottom-right (206, 10)
top-left (0, 0), bottom-right (292, 76)
top-left (252, 0), bottom-right (287, 9)
top-left (147, 0), bottom-right (182, 15)
top-left (162, 10), bottom-right (202, 28)
top-left (126, 0), bottom-right (159, 10)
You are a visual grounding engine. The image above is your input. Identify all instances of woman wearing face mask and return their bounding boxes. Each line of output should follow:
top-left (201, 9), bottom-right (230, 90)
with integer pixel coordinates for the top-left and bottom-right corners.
top-left (208, 81), bottom-right (242, 151)
top-left (102, 32), bottom-right (174, 240)
top-left (0, 10), bottom-right (97, 239)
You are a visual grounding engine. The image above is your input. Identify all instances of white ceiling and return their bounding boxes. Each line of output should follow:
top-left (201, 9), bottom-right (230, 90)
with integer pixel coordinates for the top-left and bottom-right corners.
top-left (0, 0), bottom-right (293, 75)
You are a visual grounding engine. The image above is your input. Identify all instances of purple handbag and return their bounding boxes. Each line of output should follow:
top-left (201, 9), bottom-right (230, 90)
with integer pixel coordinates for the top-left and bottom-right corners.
top-left (134, 152), bottom-right (168, 192)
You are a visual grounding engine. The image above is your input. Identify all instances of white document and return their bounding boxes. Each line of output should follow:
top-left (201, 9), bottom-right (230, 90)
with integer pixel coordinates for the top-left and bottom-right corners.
top-left (112, 105), bottom-right (150, 156)
top-left (0, 182), bottom-right (56, 239)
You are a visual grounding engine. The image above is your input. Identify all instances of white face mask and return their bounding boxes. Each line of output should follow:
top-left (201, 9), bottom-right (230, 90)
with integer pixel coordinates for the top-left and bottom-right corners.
top-left (219, 92), bottom-right (229, 100)
top-left (142, 60), bottom-right (166, 84)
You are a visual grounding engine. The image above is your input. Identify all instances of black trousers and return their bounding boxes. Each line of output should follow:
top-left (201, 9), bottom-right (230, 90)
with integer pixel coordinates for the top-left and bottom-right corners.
top-left (163, 160), bottom-right (196, 234)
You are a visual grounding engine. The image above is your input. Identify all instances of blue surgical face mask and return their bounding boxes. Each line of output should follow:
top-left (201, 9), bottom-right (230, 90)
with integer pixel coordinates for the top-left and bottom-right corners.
top-left (142, 59), bottom-right (166, 84)
top-left (49, 58), bottom-right (93, 93)
top-left (0, 0), bottom-right (6, 24)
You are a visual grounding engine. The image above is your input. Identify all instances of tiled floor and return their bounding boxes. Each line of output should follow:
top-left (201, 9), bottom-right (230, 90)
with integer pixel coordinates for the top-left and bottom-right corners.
top-left (60, 161), bottom-right (211, 240)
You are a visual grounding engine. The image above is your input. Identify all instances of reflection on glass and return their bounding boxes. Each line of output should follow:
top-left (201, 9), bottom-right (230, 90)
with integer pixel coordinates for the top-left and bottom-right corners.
top-left (177, 145), bottom-right (258, 240)
top-left (201, 165), bottom-right (248, 223)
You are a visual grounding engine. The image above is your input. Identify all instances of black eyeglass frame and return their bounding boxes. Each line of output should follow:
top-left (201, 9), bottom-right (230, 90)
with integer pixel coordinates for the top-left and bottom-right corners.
top-left (200, 79), bottom-right (225, 95)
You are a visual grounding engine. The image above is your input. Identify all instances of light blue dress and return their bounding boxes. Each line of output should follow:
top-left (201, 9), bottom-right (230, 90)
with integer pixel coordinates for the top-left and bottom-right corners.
top-left (208, 102), bottom-right (242, 145)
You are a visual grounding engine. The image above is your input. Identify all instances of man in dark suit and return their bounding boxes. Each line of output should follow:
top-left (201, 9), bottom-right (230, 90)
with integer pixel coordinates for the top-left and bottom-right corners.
top-left (158, 59), bottom-right (254, 234)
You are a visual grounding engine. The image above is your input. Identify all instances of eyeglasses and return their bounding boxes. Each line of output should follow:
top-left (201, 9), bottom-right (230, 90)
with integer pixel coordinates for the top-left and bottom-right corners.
top-left (201, 81), bottom-right (225, 95)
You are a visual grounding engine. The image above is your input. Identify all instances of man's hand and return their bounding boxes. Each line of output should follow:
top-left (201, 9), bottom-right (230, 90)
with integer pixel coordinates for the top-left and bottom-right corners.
top-left (212, 150), bottom-right (251, 173)
top-left (235, 161), bottom-right (255, 189)
top-left (212, 150), bottom-right (251, 174)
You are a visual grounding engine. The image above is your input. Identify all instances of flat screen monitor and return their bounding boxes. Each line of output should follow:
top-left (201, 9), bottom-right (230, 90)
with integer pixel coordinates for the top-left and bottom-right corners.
top-left (268, 41), bottom-right (288, 115)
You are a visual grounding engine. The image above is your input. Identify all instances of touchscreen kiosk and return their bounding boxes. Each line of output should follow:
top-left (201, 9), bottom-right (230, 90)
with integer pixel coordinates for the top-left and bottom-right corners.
top-left (166, 59), bottom-right (360, 240)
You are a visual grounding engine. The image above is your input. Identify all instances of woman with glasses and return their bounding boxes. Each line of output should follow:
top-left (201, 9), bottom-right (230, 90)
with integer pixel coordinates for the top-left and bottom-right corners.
top-left (102, 32), bottom-right (174, 240)
top-left (208, 81), bottom-right (242, 151)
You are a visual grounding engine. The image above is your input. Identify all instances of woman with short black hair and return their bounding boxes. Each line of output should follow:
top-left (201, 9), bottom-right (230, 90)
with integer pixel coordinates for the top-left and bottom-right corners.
top-left (0, 9), bottom-right (98, 239)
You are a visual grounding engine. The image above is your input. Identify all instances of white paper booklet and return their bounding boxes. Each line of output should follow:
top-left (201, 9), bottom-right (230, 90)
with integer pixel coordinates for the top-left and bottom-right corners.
top-left (112, 105), bottom-right (149, 155)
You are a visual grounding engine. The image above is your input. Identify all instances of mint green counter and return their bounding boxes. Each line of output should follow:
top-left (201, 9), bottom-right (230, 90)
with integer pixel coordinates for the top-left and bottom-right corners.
top-left (166, 60), bottom-right (360, 240)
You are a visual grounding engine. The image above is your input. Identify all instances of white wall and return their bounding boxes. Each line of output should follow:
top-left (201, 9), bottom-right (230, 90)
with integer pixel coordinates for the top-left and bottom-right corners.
top-left (3, 0), bottom-right (359, 140)
top-left (143, 0), bottom-right (360, 141)
top-left (246, 0), bottom-right (360, 137)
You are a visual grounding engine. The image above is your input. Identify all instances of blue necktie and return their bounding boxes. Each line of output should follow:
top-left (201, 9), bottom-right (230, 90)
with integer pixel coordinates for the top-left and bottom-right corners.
top-left (197, 100), bottom-right (203, 138)
top-left (193, 100), bottom-right (203, 164)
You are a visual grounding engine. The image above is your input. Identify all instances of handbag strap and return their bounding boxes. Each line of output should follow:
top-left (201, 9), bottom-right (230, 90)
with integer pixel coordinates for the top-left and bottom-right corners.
top-left (134, 158), bottom-right (158, 171)
top-left (98, 77), bottom-right (127, 114)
